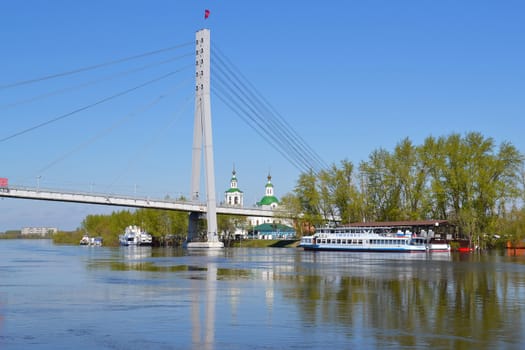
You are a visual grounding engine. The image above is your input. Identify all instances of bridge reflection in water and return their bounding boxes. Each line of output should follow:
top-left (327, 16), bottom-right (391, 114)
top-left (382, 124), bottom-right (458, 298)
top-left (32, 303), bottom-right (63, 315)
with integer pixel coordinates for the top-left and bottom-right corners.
top-left (190, 251), bottom-right (219, 350)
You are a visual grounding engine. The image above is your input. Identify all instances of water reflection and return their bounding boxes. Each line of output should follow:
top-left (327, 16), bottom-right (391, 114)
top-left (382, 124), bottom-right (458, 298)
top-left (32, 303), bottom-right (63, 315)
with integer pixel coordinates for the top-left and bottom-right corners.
top-left (67, 247), bottom-right (525, 348)
top-left (288, 251), bottom-right (525, 349)
top-left (191, 258), bottom-right (216, 350)
top-left (3, 241), bottom-right (525, 349)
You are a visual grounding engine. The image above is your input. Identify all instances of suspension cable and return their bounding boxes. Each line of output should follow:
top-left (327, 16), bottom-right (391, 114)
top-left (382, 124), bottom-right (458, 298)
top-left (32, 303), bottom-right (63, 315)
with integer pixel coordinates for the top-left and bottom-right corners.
top-left (0, 52), bottom-right (193, 112)
top-left (0, 65), bottom-right (193, 144)
top-left (105, 91), bottom-right (195, 194)
top-left (0, 42), bottom-right (193, 90)
top-left (36, 76), bottom-right (191, 175)
top-left (211, 46), bottom-right (327, 174)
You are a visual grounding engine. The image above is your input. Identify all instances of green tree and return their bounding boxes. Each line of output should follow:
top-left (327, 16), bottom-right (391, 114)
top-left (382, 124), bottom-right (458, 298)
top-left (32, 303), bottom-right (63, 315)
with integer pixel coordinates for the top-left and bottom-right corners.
top-left (286, 132), bottom-right (523, 240)
top-left (359, 148), bottom-right (401, 221)
top-left (500, 207), bottom-right (525, 253)
top-left (294, 170), bottom-right (323, 227)
top-left (392, 138), bottom-right (429, 220)
top-left (317, 160), bottom-right (358, 224)
top-left (280, 192), bottom-right (310, 237)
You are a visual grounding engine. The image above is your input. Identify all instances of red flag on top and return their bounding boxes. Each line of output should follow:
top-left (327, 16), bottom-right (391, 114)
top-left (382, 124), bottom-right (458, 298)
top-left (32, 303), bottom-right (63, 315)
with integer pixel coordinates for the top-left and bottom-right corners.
top-left (204, 9), bottom-right (210, 19)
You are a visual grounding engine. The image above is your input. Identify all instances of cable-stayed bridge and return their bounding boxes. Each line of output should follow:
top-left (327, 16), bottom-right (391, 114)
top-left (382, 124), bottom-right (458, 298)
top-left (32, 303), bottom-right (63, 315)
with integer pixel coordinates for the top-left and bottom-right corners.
top-left (1, 28), bottom-right (325, 247)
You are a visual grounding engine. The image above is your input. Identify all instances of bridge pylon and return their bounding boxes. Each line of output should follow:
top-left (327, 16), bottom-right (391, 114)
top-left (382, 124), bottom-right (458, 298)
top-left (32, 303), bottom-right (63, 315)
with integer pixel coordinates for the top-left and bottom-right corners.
top-left (186, 29), bottom-right (224, 249)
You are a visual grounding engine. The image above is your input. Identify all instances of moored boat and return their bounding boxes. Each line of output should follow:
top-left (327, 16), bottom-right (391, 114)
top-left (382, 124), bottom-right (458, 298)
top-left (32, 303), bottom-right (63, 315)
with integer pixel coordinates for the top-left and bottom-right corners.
top-left (428, 239), bottom-right (451, 252)
top-left (80, 235), bottom-right (91, 245)
top-left (299, 226), bottom-right (426, 253)
top-left (119, 225), bottom-right (152, 246)
top-left (80, 235), bottom-right (103, 246)
top-left (411, 237), bottom-right (451, 252)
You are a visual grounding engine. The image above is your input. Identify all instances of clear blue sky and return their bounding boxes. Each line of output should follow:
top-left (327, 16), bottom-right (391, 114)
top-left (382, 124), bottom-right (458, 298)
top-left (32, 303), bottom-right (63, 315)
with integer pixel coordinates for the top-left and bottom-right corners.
top-left (1, 1), bottom-right (524, 231)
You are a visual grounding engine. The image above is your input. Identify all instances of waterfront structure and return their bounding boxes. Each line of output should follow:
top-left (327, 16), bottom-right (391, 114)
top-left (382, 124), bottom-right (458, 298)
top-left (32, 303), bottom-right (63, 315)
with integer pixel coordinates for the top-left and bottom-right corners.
top-left (250, 223), bottom-right (295, 240)
top-left (345, 220), bottom-right (454, 240)
top-left (21, 227), bottom-right (58, 236)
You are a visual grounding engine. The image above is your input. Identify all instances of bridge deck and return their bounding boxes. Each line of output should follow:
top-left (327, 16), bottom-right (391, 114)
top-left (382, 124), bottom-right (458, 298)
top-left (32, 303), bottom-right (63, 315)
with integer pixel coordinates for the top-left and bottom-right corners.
top-left (0, 186), bottom-right (277, 217)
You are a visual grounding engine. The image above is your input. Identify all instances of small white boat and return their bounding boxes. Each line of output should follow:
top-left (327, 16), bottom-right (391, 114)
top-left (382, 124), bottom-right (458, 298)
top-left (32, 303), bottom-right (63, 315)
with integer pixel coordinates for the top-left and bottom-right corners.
top-left (92, 237), bottom-right (103, 246)
top-left (299, 226), bottom-right (426, 253)
top-left (80, 235), bottom-right (103, 246)
top-left (80, 235), bottom-right (91, 245)
top-left (428, 239), bottom-right (451, 252)
top-left (119, 225), bottom-right (152, 246)
top-left (412, 237), bottom-right (451, 252)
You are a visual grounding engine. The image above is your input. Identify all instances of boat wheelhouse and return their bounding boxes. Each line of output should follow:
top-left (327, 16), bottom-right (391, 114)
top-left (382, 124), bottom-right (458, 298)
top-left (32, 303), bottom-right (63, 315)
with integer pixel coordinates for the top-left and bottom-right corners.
top-left (299, 226), bottom-right (426, 253)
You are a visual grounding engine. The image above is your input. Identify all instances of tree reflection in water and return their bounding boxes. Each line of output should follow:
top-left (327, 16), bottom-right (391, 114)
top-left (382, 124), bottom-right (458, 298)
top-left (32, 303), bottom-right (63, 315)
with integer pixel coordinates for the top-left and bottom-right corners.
top-left (286, 252), bottom-right (525, 349)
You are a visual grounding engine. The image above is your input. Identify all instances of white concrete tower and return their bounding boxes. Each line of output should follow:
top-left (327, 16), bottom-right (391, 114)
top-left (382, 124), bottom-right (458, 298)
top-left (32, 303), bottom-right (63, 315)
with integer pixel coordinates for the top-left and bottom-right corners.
top-left (187, 29), bottom-right (223, 248)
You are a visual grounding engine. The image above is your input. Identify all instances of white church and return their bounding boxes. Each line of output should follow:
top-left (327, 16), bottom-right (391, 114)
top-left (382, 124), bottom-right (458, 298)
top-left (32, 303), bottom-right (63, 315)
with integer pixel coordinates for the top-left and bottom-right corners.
top-left (223, 169), bottom-right (294, 238)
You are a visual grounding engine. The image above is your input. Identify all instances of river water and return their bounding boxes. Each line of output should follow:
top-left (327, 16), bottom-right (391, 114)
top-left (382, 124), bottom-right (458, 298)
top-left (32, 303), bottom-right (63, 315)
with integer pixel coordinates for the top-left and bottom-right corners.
top-left (1, 240), bottom-right (525, 349)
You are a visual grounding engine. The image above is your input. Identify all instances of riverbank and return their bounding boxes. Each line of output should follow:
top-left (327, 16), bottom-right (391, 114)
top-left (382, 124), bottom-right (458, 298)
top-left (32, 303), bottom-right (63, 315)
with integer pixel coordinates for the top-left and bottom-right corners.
top-left (230, 239), bottom-right (300, 248)
top-left (49, 230), bottom-right (301, 248)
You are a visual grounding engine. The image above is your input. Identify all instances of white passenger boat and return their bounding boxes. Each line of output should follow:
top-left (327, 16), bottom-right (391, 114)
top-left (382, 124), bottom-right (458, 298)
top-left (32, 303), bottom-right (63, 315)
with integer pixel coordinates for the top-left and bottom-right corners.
top-left (299, 226), bottom-right (427, 253)
top-left (119, 225), bottom-right (152, 246)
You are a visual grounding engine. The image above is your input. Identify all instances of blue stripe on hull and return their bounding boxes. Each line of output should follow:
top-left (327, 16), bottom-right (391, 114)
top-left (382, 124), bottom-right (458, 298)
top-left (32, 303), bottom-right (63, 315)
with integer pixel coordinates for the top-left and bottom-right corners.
top-left (302, 246), bottom-right (425, 253)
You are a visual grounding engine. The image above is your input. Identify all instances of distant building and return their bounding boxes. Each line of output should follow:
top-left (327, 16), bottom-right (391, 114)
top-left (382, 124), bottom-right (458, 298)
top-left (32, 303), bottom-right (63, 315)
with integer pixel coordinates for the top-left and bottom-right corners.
top-left (221, 170), bottom-right (292, 239)
top-left (222, 168), bottom-right (247, 238)
top-left (256, 174), bottom-right (279, 209)
top-left (249, 174), bottom-right (281, 227)
top-left (224, 168), bottom-right (244, 207)
top-left (21, 227), bottom-right (58, 236)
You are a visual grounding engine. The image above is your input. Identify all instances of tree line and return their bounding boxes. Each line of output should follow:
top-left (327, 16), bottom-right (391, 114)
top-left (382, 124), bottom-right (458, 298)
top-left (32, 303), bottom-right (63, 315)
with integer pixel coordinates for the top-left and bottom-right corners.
top-left (55, 132), bottom-right (525, 249)
top-left (280, 132), bottom-right (525, 247)
top-left (53, 206), bottom-right (249, 246)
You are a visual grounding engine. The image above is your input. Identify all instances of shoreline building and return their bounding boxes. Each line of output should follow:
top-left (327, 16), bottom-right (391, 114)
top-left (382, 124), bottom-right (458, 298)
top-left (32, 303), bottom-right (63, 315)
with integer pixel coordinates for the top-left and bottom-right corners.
top-left (21, 227), bottom-right (58, 236)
